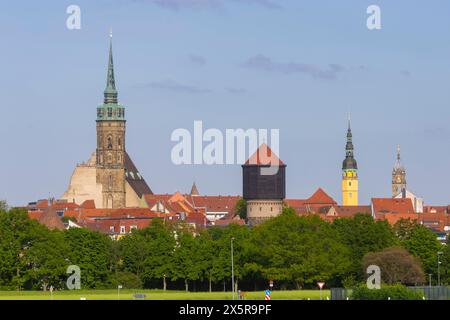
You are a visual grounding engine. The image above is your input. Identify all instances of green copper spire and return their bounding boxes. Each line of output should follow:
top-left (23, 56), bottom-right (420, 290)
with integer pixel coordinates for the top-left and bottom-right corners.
top-left (104, 30), bottom-right (118, 104)
top-left (97, 30), bottom-right (125, 122)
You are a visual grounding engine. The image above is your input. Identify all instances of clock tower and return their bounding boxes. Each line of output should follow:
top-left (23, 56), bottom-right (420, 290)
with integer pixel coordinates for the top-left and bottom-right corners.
top-left (392, 145), bottom-right (406, 197)
top-left (342, 119), bottom-right (358, 206)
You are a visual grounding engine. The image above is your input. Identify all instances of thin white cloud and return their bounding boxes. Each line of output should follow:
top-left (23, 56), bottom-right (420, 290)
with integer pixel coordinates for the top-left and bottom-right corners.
top-left (136, 79), bottom-right (212, 93)
top-left (242, 54), bottom-right (346, 80)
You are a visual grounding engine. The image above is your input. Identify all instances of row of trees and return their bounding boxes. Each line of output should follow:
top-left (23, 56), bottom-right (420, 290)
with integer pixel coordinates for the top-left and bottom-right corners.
top-left (0, 203), bottom-right (448, 291)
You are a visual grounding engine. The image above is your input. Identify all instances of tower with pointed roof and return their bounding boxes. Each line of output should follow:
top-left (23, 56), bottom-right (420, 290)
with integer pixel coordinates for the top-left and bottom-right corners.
top-left (61, 32), bottom-right (152, 208)
top-left (190, 181), bottom-right (200, 196)
top-left (392, 145), bottom-right (406, 197)
top-left (342, 119), bottom-right (358, 206)
top-left (242, 143), bottom-right (286, 225)
top-left (96, 31), bottom-right (127, 208)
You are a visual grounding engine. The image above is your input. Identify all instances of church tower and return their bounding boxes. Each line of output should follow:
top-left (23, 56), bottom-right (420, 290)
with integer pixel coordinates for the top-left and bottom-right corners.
top-left (392, 145), bottom-right (406, 197)
top-left (61, 32), bottom-right (152, 208)
top-left (342, 119), bottom-right (358, 206)
top-left (96, 31), bottom-right (126, 209)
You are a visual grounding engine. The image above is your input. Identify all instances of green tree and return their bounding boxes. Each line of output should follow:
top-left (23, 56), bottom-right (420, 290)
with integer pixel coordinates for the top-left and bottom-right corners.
top-left (196, 230), bottom-right (218, 292)
top-left (111, 271), bottom-right (143, 289)
top-left (119, 219), bottom-right (177, 289)
top-left (333, 214), bottom-right (398, 282)
top-left (0, 200), bottom-right (8, 212)
top-left (0, 208), bottom-right (70, 290)
top-left (171, 230), bottom-right (202, 291)
top-left (64, 227), bottom-right (115, 288)
top-left (440, 237), bottom-right (450, 285)
top-left (394, 219), bottom-right (441, 276)
top-left (22, 228), bottom-right (70, 290)
top-left (362, 247), bottom-right (425, 285)
top-left (206, 223), bottom-right (252, 292)
top-left (250, 210), bottom-right (351, 289)
top-left (235, 199), bottom-right (247, 220)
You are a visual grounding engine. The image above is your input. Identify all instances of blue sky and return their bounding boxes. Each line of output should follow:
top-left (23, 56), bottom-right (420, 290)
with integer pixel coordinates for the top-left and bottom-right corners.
top-left (1, 0), bottom-right (450, 206)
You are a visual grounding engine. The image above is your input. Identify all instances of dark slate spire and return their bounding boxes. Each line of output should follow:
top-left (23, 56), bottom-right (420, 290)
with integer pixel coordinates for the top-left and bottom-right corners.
top-left (342, 118), bottom-right (358, 170)
top-left (104, 29), bottom-right (118, 104)
top-left (97, 30), bottom-right (125, 122)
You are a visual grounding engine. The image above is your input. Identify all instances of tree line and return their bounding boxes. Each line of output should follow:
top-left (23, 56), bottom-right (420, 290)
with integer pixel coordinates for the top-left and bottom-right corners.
top-left (0, 204), bottom-right (448, 291)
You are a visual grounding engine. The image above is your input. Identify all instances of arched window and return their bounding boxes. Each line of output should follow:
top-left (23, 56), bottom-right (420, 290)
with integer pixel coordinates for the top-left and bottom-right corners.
top-left (107, 136), bottom-right (113, 149)
top-left (118, 137), bottom-right (122, 149)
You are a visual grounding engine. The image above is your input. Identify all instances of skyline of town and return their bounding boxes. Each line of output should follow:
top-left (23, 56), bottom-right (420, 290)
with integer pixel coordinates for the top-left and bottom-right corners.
top-left (1, 1), bottom-right (450, 206)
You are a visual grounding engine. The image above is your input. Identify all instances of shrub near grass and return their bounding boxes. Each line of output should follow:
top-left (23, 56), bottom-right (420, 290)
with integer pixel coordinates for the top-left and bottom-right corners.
top-left (351, 285), bottom-right (423, 300)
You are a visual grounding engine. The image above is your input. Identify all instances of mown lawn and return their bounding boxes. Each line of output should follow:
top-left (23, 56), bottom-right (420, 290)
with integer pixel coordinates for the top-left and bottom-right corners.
top-left (0, 289), bottom-right (330, 300)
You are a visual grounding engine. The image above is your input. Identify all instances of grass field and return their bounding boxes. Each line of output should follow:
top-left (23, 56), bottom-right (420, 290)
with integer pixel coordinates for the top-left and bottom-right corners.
top-left (0, 289), bottom-right (330, 300)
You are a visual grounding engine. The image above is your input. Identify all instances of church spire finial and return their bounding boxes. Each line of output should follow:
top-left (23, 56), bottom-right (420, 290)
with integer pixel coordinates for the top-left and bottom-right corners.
top-left (347, 112), bottom-right (351, 130)
top-left (397, 144), bottom-right (401, 161)
top-left (104, 29), bottom-right (118, 104)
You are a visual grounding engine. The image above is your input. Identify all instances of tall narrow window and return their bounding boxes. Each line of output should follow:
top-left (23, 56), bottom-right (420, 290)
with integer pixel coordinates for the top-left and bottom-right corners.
top-left (107, 136), bottom-right (112, 149)
top-left (108, 175), bottom-right (113, 190)
top-left (107, 195), bottom-right (113, 209)
top-left (118, 138), bottom-right (122, 149)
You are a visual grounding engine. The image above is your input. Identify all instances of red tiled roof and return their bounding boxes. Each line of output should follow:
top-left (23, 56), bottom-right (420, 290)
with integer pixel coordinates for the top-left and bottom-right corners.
top-left (36, 199), bottom-right (49, 210)
top-left (80, 200), bottom-right (96, 209)
top-left (184, 212), bottom-right (210, 228)
top-left (372, 198), bottom-right (418, 224)
top-left (372, 198), bottom-right (415, 215)
top-left (285, 188), bottom-right (337, 209)
top-left (334, 205), bottom-right (371, 217)
top-left (244, 143), bottom-right (285, 166)
top-left (38, 206), bottom-right (65, 230)
top-left (305, 188), bottom-right (337, 205)
top-left (189, 195), bottom-right (240, 214)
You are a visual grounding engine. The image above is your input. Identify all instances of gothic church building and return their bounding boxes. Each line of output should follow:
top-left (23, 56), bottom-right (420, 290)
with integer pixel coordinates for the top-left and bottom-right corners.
top-left (61, 34), bottom-right (152, 208)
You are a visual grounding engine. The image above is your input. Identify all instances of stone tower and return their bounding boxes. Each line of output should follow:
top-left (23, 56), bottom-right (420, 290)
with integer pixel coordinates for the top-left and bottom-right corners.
top-left (242, 144), bottom-right (286, 226)
top-left (61, 32), bottom-right (152, 208)
top-left (96, 32), bottom-right (126, 209)
top-left (392, 145), bottom-right (406, 197)
top-left (342, 119), bottom-right (358, 206)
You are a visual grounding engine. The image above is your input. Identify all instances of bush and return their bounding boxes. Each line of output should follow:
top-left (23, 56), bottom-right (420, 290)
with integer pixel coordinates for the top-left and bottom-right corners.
top-left (351, 284), bottom-right (423, 300)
